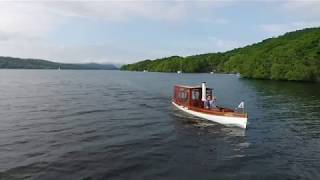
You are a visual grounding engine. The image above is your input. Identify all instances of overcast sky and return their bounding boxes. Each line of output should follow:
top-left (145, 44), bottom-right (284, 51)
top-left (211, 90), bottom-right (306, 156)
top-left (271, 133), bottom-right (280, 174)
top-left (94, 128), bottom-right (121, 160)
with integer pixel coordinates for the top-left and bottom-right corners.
top-left (0, 0), bottom-right (319, 64)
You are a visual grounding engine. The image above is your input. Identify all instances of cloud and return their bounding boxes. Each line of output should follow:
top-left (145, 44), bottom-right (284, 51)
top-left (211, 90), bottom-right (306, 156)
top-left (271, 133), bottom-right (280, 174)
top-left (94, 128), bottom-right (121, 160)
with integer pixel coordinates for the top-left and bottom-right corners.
top-left (0, 2), bottom-right (63, 39)
top-left (198, 17), bottom-right (229, 24)
top-left (208, 36), bottom-right (245, 52)
top-left (258, 1), bottom-right (320, 37)
top-left (0, 1), bottom-right (220, 36)
top-left (43, 1), bottom-right (189, 22)
top-left (260, 21), bottom-right (320, 36)
top-left (282, 0), bottom-right (320, 19)
top-left (0, 1), bottom-right (188, 43)
top-left (0, 1), bottom-right (232, 38)
top-left (0, 1), bottom-right (234, 63)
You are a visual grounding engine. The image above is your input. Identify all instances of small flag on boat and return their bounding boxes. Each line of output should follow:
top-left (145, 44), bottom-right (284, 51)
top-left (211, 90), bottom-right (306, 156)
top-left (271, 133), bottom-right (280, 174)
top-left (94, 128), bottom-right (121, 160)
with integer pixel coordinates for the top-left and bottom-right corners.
top-left (238, 101), bottom-right (244, 109)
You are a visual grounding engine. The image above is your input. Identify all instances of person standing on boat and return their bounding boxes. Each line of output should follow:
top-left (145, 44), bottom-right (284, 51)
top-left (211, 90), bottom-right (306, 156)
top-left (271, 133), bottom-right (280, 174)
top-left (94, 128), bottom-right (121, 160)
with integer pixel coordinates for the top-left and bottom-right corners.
top-left (211, 96), bottom-right (217, 108)
top-left (205, 95), bottom-right (217, 109)
top-left (204, 95), bottom-right (215, 109)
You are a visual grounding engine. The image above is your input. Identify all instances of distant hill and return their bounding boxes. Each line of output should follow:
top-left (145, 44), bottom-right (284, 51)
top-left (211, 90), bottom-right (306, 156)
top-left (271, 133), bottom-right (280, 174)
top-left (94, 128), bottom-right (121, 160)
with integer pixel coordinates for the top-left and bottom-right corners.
top-left (121, 27), bottom-right (320, 81)
top-left (0, 56), bottom-right (118, 70)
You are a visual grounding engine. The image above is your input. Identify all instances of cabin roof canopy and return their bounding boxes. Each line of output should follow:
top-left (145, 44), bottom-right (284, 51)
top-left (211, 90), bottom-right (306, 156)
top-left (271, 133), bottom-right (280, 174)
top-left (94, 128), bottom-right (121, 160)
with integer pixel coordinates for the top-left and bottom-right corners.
top-left (175, 84), bottom-right (213, 90)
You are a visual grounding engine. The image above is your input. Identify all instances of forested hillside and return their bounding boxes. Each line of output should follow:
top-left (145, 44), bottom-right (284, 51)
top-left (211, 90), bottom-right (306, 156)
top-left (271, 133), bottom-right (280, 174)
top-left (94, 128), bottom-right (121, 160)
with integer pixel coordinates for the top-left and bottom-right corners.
top-left (121, 27), bottom-right (320, 81)
top-left (0, 57), bottom-right (118, 70)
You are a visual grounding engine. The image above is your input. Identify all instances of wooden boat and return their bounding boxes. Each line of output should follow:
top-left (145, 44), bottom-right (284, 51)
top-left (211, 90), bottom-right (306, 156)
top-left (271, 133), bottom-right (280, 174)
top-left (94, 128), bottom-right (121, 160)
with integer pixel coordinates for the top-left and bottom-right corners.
top-left (172, 82), bottom-right (248, 129)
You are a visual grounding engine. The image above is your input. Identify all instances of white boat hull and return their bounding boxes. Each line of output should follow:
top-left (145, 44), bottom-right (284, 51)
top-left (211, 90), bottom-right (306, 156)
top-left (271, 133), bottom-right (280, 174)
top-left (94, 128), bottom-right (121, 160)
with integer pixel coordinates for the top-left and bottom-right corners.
top-left (172, 102), bottom-right (247, 129)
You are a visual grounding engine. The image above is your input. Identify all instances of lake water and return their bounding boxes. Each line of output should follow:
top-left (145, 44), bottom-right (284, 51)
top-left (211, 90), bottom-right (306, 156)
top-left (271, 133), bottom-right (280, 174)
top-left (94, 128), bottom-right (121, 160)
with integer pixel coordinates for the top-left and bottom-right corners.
top-left (0, 70), bottom-right (320, 180)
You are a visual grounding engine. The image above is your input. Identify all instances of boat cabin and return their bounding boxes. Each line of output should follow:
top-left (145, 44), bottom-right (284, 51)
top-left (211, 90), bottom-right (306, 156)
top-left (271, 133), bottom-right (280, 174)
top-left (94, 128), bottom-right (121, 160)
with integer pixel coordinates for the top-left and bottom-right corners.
top-left (173, 83), bottom-right (212, 108)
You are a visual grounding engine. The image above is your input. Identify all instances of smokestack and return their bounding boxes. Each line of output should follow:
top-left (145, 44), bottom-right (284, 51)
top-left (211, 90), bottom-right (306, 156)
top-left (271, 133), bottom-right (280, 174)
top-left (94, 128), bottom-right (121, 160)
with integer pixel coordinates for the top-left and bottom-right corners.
top-left (201, 82), bottom-right (206, 101)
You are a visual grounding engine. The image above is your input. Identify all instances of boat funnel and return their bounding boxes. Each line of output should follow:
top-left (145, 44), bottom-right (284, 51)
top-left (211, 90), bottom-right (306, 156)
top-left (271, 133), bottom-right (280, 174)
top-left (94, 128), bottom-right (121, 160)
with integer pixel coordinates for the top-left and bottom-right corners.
top-left (201, 82), bottom-right (206, 101)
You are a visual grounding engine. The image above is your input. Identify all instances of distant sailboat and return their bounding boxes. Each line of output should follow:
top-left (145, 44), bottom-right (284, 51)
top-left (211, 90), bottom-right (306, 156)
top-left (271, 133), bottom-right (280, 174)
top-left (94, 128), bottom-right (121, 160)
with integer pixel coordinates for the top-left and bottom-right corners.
top-left (210, 63), bottom-right (215, 74)
top-left (58, 66), bottom-right (61, 70)
top-left (143, 69), bottom-right (148, 72)
top-left (177, 59), bottom-right (182, 74)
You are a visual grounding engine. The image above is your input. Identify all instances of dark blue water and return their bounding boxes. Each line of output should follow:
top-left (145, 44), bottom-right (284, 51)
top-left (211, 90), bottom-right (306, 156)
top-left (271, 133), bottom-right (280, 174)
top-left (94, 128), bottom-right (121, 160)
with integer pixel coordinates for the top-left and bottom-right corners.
top-left (0, 70), bottom-right (319, 180)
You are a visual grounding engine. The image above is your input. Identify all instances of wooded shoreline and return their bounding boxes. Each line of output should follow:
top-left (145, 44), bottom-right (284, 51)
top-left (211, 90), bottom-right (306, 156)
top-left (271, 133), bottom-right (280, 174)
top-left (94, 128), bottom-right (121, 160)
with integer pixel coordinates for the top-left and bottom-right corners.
top-left (121, 27), bottom-right (320, 82)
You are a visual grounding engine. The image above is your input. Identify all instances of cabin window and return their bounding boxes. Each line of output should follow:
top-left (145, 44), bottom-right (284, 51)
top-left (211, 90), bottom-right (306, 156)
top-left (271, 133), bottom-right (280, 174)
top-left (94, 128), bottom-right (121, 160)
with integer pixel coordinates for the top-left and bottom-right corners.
top-left (178, 88), bottom-right (188, 101)
top-left (206, 89), bottom-right (212, 97)
top-left (192, 90), bottom-right (200, 100)
top-left (207, 90), bottom-right (211, 94)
